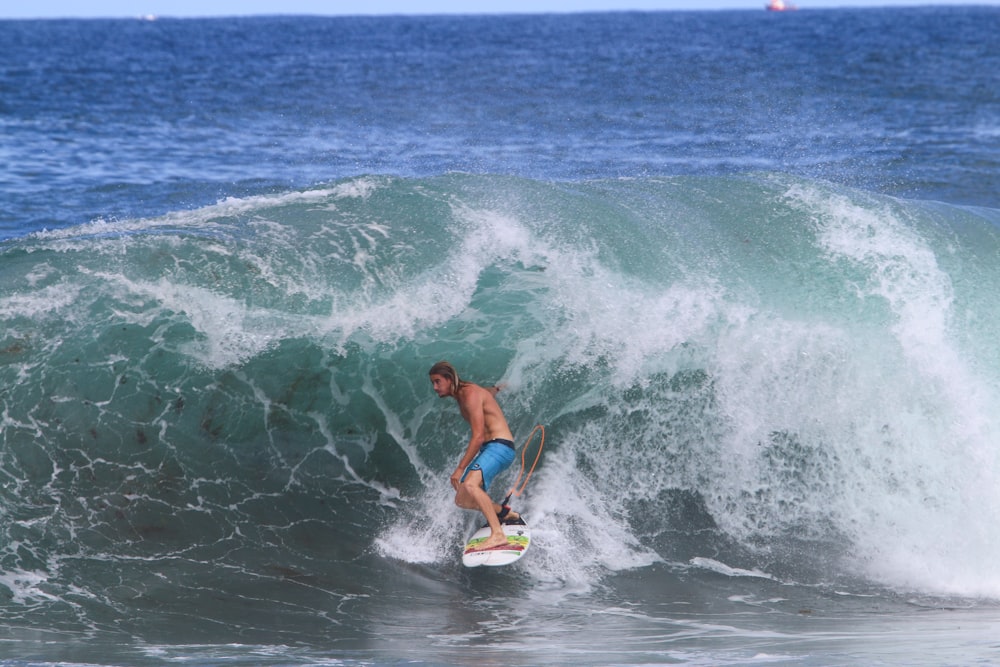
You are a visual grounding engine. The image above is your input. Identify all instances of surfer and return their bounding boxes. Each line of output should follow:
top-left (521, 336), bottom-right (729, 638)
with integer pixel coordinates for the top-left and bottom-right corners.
top-left (429, 360), bottom-right (521, 551)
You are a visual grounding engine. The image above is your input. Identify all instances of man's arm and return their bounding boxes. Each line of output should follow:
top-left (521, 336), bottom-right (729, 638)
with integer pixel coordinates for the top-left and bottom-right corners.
top-left (450, 385), bottom-right (489, 489)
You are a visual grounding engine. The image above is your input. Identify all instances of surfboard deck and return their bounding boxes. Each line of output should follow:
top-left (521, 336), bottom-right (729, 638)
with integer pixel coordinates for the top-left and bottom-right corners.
top-left (461, 518), bottom-right (530, 567)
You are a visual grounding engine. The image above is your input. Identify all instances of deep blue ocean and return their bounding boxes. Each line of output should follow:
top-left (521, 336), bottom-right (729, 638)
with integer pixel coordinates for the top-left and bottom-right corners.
top-left (2, 7), bottom-right (1000, 666)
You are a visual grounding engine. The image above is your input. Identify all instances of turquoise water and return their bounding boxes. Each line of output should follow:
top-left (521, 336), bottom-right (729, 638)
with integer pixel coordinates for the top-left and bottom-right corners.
top-left (2, 8), bottom-right (1000, 666)
top-left (4, 174), bottom-right (1000, 664)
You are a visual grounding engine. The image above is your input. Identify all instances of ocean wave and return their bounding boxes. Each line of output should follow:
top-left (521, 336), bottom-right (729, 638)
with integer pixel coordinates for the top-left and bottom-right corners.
top-left (3, 173), bottom-right (1000, 639)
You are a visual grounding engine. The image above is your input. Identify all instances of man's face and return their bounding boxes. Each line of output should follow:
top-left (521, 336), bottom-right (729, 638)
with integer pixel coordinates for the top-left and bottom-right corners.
top-left (430, 373), bottom-right (452, 398)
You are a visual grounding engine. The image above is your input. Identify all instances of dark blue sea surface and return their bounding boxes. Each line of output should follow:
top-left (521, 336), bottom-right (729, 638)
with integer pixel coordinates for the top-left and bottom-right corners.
top-left (2, 7), bottom-right (998, 241)
top-left (2, 8), bottom-right (1000, 667)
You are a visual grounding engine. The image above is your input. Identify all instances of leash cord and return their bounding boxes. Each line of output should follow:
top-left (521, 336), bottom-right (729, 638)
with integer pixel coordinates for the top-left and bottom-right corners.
top-left (503, 424), bottom-right (545, 503)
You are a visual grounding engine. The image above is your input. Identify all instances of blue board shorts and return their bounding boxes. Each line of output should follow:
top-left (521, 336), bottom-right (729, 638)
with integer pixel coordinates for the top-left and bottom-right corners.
top-left (461, 439), bottom-right (516, 492)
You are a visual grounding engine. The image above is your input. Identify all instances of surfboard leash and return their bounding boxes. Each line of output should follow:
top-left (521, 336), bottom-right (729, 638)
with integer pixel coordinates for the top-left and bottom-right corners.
top-left (501, 424), bottom-right (545, 508)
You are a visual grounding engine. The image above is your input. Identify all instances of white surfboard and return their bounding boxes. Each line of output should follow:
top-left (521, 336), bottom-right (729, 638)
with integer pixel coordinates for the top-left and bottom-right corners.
top-left (461, 518), bottom-right (531, 567)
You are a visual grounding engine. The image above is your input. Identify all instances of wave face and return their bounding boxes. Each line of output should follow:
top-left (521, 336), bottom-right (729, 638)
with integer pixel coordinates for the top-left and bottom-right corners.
top-left (2, 174), bottom-right (1000, 647)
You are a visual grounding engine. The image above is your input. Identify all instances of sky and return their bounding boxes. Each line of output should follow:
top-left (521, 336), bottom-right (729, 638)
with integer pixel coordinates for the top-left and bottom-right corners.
top-left (1, 0), bottom-right (996, 19)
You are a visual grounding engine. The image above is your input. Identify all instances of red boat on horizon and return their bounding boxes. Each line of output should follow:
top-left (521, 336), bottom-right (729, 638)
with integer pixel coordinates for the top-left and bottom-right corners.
top-left (766, 0), bottom-right (798, 10)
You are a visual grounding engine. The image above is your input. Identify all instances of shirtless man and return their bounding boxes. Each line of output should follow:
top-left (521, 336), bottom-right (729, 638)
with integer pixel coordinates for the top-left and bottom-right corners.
top-left (429, 360), bottom-right (520, 550)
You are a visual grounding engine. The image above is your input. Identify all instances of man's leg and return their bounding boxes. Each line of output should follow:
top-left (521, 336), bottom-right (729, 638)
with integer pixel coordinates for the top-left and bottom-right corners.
top-left (455, 470), bottom-right (508, 548)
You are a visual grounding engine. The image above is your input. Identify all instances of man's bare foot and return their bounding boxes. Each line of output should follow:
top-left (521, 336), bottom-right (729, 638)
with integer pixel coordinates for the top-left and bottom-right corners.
top-left (474, 533), bottom-right (510, 551)
top-left (497, 505), bottom-right (521, 524)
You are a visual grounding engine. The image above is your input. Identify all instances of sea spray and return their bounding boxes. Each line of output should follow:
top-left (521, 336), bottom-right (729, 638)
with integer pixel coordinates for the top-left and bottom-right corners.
top-left (783, 182), bottom-right (1000, 595)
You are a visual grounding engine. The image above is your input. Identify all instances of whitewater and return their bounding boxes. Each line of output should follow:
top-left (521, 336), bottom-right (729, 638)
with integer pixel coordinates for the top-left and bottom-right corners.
top-left (2, 7), bottom-right (1000, 666)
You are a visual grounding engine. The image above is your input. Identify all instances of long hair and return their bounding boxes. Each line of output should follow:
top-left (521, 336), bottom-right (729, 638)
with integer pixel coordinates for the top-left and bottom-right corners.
top-left (428, 360), bottom-right (467, 397)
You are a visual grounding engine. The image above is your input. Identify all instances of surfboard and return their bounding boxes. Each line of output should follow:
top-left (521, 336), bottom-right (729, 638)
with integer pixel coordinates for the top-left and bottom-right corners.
top-left (461, 518), bottom-right (530, 567)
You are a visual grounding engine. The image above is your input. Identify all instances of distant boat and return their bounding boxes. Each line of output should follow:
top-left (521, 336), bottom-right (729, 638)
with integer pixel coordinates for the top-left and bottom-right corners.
top-left (766, 0), bottom-right (797, 10)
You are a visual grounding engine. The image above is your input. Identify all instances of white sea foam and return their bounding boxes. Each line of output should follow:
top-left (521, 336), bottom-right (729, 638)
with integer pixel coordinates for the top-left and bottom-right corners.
top-left (690, 557), bottom-right (776, 580)
top-left (777, 183), bottom-right (1000, 597)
